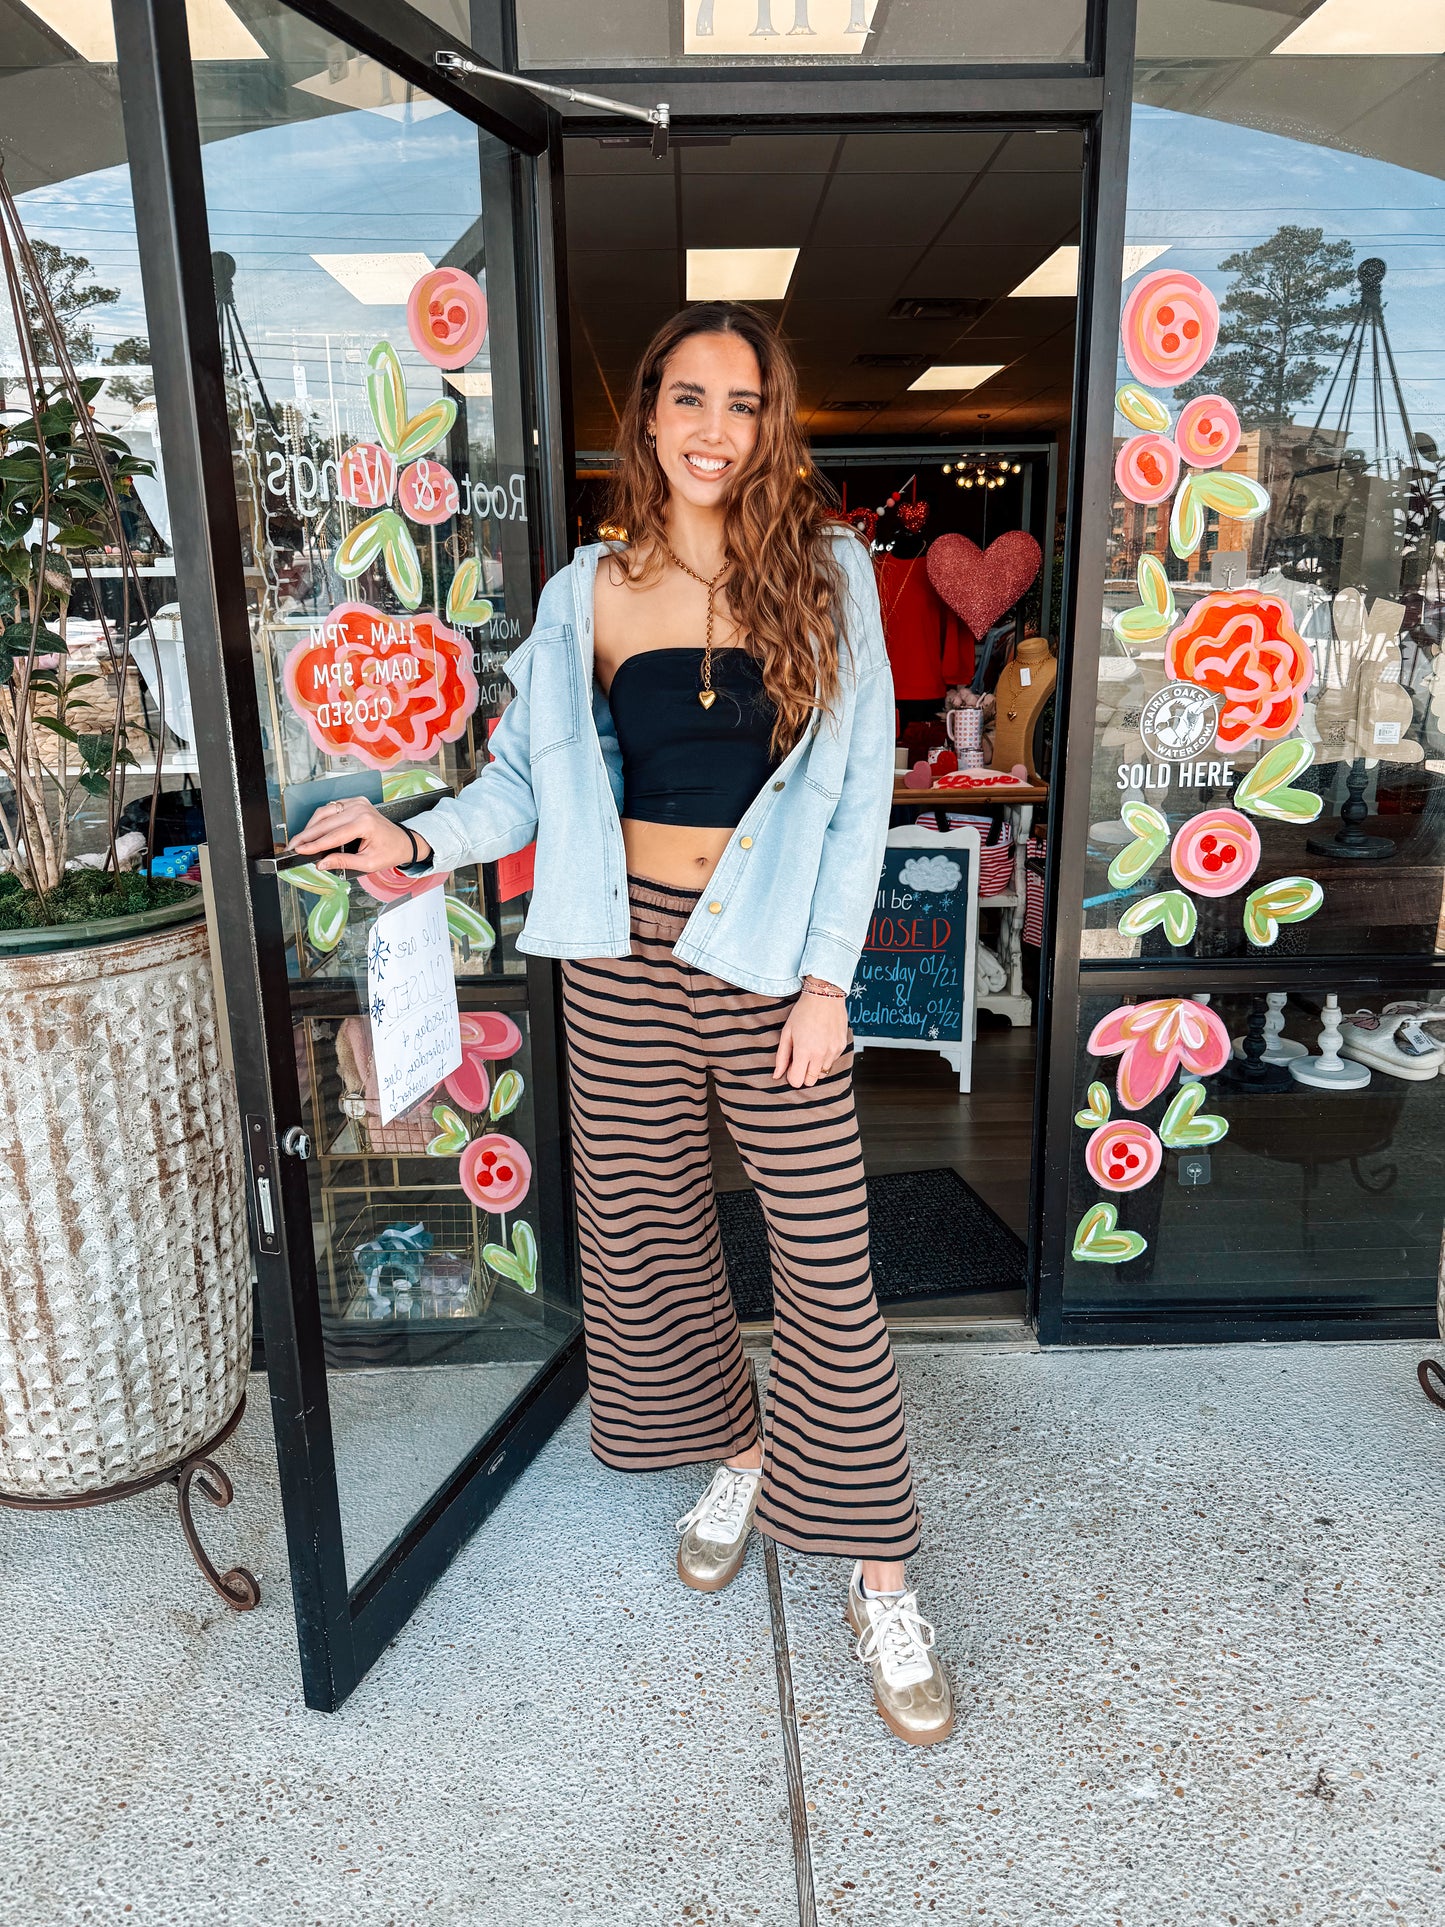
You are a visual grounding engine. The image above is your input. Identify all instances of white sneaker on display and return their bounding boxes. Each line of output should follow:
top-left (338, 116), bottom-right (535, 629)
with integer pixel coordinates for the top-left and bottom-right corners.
top-left (675, 1463), bottom-right (762, 1593)
top-left (846, 1562), bottom-right (955, 1746)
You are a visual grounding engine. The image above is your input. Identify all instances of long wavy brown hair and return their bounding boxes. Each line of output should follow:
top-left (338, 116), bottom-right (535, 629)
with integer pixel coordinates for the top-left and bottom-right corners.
top-left (603, 302), bottom-right (852, 757)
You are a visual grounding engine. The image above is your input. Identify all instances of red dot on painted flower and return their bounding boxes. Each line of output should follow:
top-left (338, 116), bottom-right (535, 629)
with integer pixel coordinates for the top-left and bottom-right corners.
top-left (1109, 1163), bottom-right (1127, 1180)
top-left (1140, 453), bottom-right (1162, 484)
top-left (1183, 319), bottom-right (1200, 339)
top-left (1219, 844), bottom-right (1237, 863)
top-left (496, 1164), bottom-right (513, 1183)
top-left (1200, 835), bottom-right (1218, 855)
top-left (1161, 333), bottom-right (1180, 352)
top-left (1157, 305), bottom-right (1174, 324)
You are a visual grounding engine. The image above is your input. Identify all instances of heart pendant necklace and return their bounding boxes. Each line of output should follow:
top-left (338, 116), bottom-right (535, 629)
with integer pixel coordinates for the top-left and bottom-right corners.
top-left (663, 541), bottom-right (729, 708)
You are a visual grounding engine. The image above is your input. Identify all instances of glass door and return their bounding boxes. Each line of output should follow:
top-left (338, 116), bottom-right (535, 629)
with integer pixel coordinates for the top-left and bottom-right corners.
top-left (118, 0), bottom-right (580, 1706)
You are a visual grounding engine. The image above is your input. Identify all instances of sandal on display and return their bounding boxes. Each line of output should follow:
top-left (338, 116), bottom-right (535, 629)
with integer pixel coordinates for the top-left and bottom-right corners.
top-left (1339, 1010), bottom-right (1445, 1082)
top-left (1382, 1000), bottom-right (1445, 1050)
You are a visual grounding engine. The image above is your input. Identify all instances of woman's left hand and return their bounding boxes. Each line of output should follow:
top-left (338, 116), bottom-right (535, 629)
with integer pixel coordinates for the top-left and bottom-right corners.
top-left (773, 986), bottom-right (850, 1089)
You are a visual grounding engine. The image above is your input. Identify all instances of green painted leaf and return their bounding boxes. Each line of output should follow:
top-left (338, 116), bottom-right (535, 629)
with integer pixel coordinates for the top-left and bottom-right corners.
top-left (1160, 1081), bottom-right (1229, 1149)
top-left (1107, 799), bottom-right (1170, 891)
top-left (510, 1219), bottom-right (538, 1290)
top-left (482, 1243), bottom-right (529, 1286)
top-left (1117, 889), bottom-right (1197, 946)
top-left (1072, 1202), bottom-right (1147, 1265)
top-left (426, 1103), bottom-right (470, 1156)
top-left (1190, 469), bottom-right (1270, 522)
top-left (381, 514), bottom-right (423, 609)
top-left (1112, 553), bottom-right (1176, 647)
top-left (1074, 1081), bottom-right (1111, 1128)
top-left (278, 863), bottom-right (350, 952)
top-left (277, 861), bottom-right (344, 898)
top-left (393, 397), bottom-right (458, 463)
top-left (445, 895), bottom-right (496, 955)
top-left (367, 341), bottom-right (408, 453)
top-left (1234, 738), bottom-right (1322, 823)
top-left (1243, 875), bottom-right (1324, 947)
top-left (1170, 474), bottom-right (1206, 558)
top-left (1115, 384), bottom-right (1171, 434)
top-left (445, 556), bottom-right (494, 626)
top-left (381, 769), bottom-right (448, 801)
top-left (489, 1068), bottom-right (524, 1121)
top-left (335, 511), bottom-right (389, 579)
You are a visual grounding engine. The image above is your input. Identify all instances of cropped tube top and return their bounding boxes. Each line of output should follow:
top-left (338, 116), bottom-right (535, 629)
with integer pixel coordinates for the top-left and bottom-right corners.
top-left (608, 646), bottom-right (779, 829)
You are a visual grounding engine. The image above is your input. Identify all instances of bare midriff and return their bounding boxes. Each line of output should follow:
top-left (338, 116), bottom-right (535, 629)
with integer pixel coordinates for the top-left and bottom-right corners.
top-left (620, 820), bottom-right (732, 890)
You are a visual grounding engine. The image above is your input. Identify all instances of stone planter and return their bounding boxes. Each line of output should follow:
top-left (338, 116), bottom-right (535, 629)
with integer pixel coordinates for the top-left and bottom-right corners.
top-left (0, 900), bottom-right (258, 1606)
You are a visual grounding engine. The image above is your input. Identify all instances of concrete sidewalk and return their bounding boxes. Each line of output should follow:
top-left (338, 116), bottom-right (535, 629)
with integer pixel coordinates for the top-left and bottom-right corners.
top-left (3, 1342), bottom-right (1443, 1926)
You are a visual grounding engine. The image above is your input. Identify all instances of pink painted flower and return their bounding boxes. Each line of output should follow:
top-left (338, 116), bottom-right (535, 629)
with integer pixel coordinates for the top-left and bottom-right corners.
top-left (338, 443), bottom-right (397, 509)
top-left (356, 867), bottom-right (450, 904)
top-left (398, 457), bottom-right (460, 526)
top-left (1170, 808), bottom-right (1260, 898)
top-left (1115, 432), bottom-right (1180, 506)
top-left (459, 1132), bottom-right (531, 1211)
top-left (1087, 998), bottom-right (1231, 1112)
top-left (443, 1011), bottom-right (524, 1113)
top-left (1085, 1120), bottom-right (1162, 1193)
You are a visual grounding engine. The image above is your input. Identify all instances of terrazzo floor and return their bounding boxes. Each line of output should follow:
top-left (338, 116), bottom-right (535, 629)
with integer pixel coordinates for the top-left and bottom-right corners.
top-left (2, 1342), bottom-right (1443, 1927)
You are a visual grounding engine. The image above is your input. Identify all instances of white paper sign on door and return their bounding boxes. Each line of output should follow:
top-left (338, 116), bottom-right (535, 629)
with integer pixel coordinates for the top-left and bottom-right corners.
top-left (365, 883), bottom-right (462, 1125)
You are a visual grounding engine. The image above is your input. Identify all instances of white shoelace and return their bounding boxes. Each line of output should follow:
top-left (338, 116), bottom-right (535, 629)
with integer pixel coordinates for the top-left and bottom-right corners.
top-left (676, 1466), bottom-right (759, 1547)
top-left (855, 1589), bottom-right (937, 1689)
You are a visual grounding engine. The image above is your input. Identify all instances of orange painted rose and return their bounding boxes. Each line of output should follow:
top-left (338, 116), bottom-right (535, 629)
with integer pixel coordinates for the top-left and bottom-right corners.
top-left (1165, 590), bottom-right (1314, 752)
top-left (283, 600), bottom-right (479, 770)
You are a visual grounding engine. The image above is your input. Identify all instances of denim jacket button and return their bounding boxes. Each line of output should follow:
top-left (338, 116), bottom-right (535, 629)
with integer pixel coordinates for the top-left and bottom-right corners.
top-left (739, 836), bottom-right (754, 850)
top-left (708, 900), bottom-right (722, 914)
top-left (772, 780), bottom-right (785, 792)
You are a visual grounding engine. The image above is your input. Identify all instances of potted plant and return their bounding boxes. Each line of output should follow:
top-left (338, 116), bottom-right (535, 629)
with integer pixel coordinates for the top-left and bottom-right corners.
top-left (0, 162), bottom-right (255, 1609)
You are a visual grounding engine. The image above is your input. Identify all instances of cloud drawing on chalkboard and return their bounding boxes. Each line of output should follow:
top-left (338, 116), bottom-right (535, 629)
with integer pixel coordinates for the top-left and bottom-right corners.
top-left (899, 854), bottom-right (962, 895)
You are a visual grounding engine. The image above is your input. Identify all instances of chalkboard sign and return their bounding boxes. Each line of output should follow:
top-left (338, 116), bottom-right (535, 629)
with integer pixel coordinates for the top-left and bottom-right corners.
top-left (847, 825), bottom-right (980, 1091)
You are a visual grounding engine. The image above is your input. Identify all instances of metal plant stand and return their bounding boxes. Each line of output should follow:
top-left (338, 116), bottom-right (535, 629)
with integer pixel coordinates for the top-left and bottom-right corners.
top-left (0, 1395), bottom-right (260, 1613)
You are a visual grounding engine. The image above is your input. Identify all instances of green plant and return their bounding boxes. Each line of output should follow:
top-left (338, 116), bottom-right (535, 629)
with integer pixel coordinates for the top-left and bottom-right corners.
top-left (0, 158), bottom-right (163, 911)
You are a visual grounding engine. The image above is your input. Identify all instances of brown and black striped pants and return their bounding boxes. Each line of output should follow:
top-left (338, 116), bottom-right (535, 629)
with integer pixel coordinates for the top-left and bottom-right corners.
top-left (560, 875), bottom-right (921, 1561)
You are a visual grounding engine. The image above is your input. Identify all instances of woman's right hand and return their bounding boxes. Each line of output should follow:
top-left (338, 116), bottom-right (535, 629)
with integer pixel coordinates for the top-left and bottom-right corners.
top-left (287, 797), bottom-right (429, 875)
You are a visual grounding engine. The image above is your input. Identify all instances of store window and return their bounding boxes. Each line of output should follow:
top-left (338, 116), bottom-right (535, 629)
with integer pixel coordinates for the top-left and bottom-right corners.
top-left (187, 4), bottom-right (575, 1582)
top-left (1084, 7), bottom-right (1445, 966)
top-left (513, 0), bottom-right (1088, 69)
top-left (1066, 3), bottom-right (1444, 1323)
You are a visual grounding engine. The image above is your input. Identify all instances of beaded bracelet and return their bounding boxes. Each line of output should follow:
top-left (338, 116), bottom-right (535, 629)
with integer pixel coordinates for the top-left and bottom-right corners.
top-left (802, 975), bottom-right (846, 1000)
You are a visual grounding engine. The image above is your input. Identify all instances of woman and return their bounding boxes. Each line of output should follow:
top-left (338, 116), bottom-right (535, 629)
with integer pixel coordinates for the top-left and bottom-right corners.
top-left (291, 302), bottom-right (953, 1746)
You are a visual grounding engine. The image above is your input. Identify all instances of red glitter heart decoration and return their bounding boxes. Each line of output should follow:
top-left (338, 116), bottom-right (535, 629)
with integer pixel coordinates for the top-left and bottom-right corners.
top-left (847, 507), bottom-right (879, 543)
top-left (897, 499), bottom-right (930, 535)
top-left (926, 531), bottom-right (1042, 637)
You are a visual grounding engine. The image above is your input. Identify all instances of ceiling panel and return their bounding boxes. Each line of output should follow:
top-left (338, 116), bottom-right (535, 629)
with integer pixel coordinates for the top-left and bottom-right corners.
top-left (934, 170), bottom-right (1082, 248)
top-left (680, 174), bottom-right (829, 249)
top-left (808, 170), bottom-right (976, 249)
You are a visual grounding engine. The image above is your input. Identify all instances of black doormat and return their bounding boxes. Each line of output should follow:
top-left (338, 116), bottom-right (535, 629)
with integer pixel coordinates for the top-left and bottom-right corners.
top-left (716, 1166), bottom-right (1026, 1321)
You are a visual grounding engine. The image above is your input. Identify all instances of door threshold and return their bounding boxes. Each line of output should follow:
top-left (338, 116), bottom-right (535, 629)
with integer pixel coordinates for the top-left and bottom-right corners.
top-left (741, 1291), bottom-right (1036, 1351)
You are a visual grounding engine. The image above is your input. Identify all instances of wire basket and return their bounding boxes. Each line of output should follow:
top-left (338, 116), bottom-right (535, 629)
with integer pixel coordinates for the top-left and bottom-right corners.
top-left (336, 1197), bottom-right (494, 1325)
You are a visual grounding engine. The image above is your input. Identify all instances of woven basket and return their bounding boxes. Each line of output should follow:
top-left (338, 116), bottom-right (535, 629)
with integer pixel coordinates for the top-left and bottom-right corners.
top-left (0, 912), bottom-right (250, 1499)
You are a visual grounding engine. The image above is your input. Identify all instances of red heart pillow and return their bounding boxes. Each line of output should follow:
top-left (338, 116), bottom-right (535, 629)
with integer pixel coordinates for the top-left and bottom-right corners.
top-left (927, 531), bottom-right (1042, 637)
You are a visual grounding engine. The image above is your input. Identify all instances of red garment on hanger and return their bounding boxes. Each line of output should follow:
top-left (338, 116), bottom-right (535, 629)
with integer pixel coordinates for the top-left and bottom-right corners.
top-left (874, 554), bottom-right (975, 700)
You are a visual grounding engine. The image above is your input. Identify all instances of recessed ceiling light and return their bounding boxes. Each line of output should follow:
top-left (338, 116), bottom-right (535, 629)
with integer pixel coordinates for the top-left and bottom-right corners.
top-left (908, 365), bottom-right (1005, 392)
top-left (24, 0), bottom-right (265, 61)
top-left (686, 248), bottom-right (799, 301)
top-left (1010, 247), bottom-right (1079, 298)
top-left (1274, 0), bottom-right (1443, 54)
top-left (312, 253), bottom-right (437, 304)
top-left (443, 371), bottom-right (493, 397)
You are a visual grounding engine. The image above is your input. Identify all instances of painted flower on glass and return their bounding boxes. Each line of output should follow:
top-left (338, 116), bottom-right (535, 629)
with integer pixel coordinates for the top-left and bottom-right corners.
top-left (1087, 998), bottom-right (1232, 1112)
top-left (407, 266), bottom-right (488, 370)
top-left (1164, 590), bottom-right (1314, 751)
top-left (1174, 395), bottom-right (1241, 469)
top-left (460, 1132), bottom-right (531, 1211)
top-left (1170, 807), bottom-right (1261, 898)
top-left (1115, 432), bottom-right (1180, 506)
top-left (283, 601), bottom-right (479, 769)
top-left (1120, 269), bottom-right (1219, 387)
top-left (1084, 1120), bottom-right (1163, 1193)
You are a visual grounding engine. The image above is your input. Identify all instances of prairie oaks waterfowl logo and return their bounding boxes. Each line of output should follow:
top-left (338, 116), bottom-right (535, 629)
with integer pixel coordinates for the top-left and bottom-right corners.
top-left (1138, 681), bottom-right (1221, 762)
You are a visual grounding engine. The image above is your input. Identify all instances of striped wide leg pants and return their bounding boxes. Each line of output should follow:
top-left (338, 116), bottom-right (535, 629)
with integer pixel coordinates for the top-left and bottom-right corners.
top-left (560, 875), bottom-right (921, 1562)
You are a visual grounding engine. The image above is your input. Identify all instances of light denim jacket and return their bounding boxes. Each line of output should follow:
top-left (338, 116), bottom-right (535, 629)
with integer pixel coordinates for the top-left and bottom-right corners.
top-left (410, 529), bottom-right (895, 996)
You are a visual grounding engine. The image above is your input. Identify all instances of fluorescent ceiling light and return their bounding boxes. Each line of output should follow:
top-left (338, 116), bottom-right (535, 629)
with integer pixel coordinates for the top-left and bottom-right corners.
top-left (1009, 247), bottom-right (1079, 298)
top-left (312, 253), bottom-right (436, 305)
top-left (1274, 0), bottom-right (1444, 54)
top-left (1123, 244), bottom-right (1171, 277)
top-left (443, 371), bottom-right (492, 397)
top-left (908, 365), bottom-right (1005, 392)
top-left (294, 55), bottom-right (447, 121)
top-left (686, 248), bottom-right (799, 301)
top-left (24, 0), bottom-right (265, 60)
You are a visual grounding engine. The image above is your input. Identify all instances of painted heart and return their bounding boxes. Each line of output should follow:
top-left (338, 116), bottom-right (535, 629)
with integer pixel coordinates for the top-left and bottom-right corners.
top-left (483, 1218), bottom-right (538, 1293)
top-left (1233, 738), bottom-right (1322, 823)
top-left (903, 760), bottom-right (933, 789)
top-left (1106, 799), bottom-right (1170, 891)
top-left (366, 341), bottom-right (457, 460)
top-left (1117, 889), bottom-right (1197, 946)
top-left (1159, 1081), bottom-right (1229, 1149)
top-left (1113, 553), bottom-right (1176, 647)
top-left (426, 1103), bottom-right (470, 1156)
top-left (1074, 1080), bottom-right (1111, 1128)
top-left (1071, 1202), bottom-right (1148, 1265)
top-left (1242, 875), bottom-right (1324, 947)
top-left (926, 530), bottom-right (1042, 638)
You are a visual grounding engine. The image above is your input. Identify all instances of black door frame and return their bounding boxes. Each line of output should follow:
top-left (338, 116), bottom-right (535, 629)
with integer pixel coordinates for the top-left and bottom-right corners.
top-left (114, 0), bottom-right (587, 1712)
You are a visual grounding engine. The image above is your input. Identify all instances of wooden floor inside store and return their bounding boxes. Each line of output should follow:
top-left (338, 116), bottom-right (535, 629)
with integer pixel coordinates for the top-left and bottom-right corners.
top-left (710, 1017), bottom-right (1036, 1241)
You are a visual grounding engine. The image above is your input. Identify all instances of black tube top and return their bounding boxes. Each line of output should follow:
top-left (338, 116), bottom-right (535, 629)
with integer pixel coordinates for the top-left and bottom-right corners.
top-left (609, 647), bottom-right (779, 829)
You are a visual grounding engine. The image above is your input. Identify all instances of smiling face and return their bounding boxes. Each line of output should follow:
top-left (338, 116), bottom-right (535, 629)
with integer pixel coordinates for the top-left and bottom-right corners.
top-left (647, 329), bottom-right (763, 511)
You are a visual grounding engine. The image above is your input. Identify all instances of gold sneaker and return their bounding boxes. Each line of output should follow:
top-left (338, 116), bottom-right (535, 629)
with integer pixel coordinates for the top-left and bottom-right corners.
top-left (675, 1464), bottom-right (762, 1593)
top-left (846, 1562), bottom-right (955, 1747)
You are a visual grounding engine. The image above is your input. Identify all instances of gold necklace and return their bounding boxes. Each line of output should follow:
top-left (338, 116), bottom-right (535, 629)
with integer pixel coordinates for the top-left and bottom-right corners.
top-left (662, 541), bottom-right (729, 709)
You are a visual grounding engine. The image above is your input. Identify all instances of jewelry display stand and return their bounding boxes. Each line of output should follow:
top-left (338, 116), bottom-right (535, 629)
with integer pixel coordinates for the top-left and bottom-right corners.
top-left (1306, 756), bottom-right (1396, 862)
top-left (1219, 995), bottom-right (1296, 1093)
top-left (1233, 990), bottom-right (1307, 1064)
top-left (1291, 994), bottom-right (1372, 1089)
